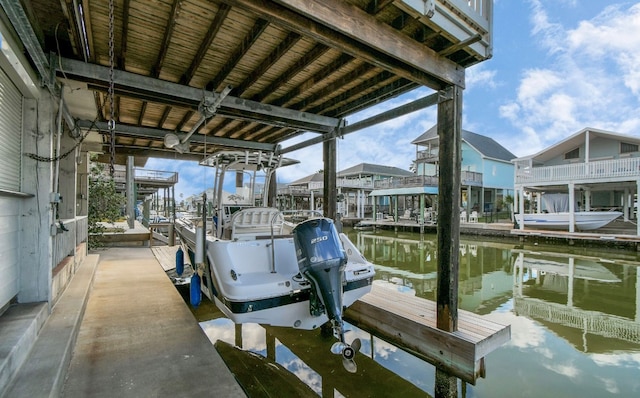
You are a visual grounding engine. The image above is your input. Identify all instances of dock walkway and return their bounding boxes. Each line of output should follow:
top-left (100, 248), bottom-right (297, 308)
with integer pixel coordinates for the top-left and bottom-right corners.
top-left (1, 247), bottom-right (244, 398)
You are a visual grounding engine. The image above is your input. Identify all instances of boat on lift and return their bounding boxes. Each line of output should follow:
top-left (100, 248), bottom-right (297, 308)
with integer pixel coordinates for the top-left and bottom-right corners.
top-left (516, 211), bottom-right (621, 230)
top-left (174, 150), bottom-right (375, 372)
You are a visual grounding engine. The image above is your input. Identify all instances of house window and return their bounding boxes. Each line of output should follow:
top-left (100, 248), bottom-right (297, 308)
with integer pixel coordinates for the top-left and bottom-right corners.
top-left (564, 148), bottom-right (579, 160)
top-left (621, 142), bottom-right (638, 154)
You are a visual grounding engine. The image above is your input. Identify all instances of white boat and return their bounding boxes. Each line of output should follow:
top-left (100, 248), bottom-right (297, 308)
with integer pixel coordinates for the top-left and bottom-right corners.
top-left (174, 150), bottom-right (375, 372)
top-left (516, 211), bottom-right (622, 230)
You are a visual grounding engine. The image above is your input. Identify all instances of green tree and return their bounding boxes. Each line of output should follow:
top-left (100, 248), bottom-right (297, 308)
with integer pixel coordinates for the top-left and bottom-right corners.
top-left (88, 161), bottom-right (125, 248)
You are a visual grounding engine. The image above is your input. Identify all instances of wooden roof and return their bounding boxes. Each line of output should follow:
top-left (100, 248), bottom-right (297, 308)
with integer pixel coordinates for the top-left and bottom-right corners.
top-left (6, 0), bottom-right (493, 162)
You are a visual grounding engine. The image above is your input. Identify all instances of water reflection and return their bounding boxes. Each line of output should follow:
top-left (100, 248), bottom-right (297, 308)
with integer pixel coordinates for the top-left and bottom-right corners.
top-left (195, 230), bottom-right (640, 397)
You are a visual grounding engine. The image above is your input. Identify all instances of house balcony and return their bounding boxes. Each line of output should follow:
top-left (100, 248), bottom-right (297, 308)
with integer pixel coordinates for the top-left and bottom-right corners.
top-left (113, 168), bottom-right (179, 187)
top-left (337, 178), bottom-right (375, 189)
top-left (374, 171), bottom-right (483, 190)
top-left (515, 157), bottom-right (640, 185)
top-left (396, 0), bottom-right (494, 64)
top-left (416, 149), bottom-right (439, 163)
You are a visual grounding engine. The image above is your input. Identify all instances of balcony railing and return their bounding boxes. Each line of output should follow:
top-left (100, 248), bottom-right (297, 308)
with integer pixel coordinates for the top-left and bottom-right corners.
top-left (515, 158), bottom-right (640, 184)
top-left (462, 171), bottom-right (483, 186)
top-left (374, 175), bottom-right (439, 189)
top-left (337, 178), bottom-right (375, 189)
top-left (112, 168), bottom-right (178, 185)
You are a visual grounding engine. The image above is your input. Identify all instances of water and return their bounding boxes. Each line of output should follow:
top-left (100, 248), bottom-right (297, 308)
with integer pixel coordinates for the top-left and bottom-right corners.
top-left (192, 229), bottom-right (640, 397)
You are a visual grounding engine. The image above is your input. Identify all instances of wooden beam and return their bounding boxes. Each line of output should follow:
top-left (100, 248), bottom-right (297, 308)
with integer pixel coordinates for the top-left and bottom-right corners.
top-left (118, 0), bottom-right (131, 69)
top-left (78, 120), bottom-right (276, 152)
top-left (153, 0), bottom-right (181, 78)
top-left (233, 32), bottom-right (301, 96)
top-left (58, 57), bottom-right (340, 133)
top-left (327, 78), bottom-right (418, 118)
top-left (206, 18), bottom-right (270, 91)
top-left (222, 0), bottom-right (456, 90)
top-left (223, 0), bottom-right (463, 89)
top-left (250, 44), bottom-right (330, 102)
top-left (323, 137), bottom-right (337, 220)
top-left (305, 68), bottom-right (394, 114)
top-left (180, 3), bottom-right (231, 85)
top-left (271, 54), bottom-right (356, 107)
top-left (436, 85), bottom-right (462, 332)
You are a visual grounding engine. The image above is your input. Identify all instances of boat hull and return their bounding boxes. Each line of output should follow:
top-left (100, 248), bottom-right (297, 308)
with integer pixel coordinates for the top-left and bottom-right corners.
top-left (516, 211), bottom-right (622, 231)
top-left (174, 218), bottom-right (375, 330)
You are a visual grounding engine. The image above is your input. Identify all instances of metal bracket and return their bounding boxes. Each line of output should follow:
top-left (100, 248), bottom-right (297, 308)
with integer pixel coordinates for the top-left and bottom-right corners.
top-left (424, 0), bottom-right (435, 18)
top-left (165, 85), bottom-right (233, 153)
top-left (438, 86), bottom-right (455, 103)
top-left (199, 85), bottom-right (233, 118)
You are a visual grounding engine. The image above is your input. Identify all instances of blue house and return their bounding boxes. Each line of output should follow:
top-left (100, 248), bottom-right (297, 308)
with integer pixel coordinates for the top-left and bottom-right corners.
top-left (400, 125), bottom-right (516, 219)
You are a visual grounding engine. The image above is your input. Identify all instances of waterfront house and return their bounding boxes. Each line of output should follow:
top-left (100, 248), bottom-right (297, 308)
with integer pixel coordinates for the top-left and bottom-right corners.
top-left (281, 164), bottom-right (414, 218)
top-left (513, 128), bottom-right (640, 235)
top-left (370, 125), bottom-right (516, 222)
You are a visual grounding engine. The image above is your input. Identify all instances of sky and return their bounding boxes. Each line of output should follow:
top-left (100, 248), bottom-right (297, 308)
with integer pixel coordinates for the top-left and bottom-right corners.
top-left (147, 0), bottom-right (640, 199)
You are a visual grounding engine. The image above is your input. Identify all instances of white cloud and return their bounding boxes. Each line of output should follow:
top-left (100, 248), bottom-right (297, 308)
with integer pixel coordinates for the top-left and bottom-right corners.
top-left (466, 64), bottom-right (498, 90)
top-left (500, 1), bottom-right (640, 157)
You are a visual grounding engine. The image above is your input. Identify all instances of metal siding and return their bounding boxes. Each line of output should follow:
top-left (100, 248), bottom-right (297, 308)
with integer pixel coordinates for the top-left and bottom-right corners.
top-left (0, 67), bottom-right (23, 191)
top-left (0, 196), bottom-right (20, 308)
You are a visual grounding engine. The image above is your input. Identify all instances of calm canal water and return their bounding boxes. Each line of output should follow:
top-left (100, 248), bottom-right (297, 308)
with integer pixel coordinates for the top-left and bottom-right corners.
top-left (191, 229), bottom-right (640, 397)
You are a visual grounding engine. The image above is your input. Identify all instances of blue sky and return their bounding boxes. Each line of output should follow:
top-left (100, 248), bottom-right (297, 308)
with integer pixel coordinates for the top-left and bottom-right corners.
top-left (147, 0), bottom-right (640, 199)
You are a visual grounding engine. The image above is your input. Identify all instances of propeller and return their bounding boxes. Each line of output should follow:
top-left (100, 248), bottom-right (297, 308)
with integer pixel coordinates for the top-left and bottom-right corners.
top-left (331, 337), bottom-right (361, 373)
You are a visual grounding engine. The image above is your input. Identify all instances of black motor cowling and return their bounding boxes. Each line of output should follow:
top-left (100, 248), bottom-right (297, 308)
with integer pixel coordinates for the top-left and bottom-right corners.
top-left (292, 218), bottom-right (346, 323)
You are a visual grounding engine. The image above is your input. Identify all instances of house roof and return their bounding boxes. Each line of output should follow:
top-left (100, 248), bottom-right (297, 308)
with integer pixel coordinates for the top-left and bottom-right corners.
top-left (337, 163), bottom-right (414, 178)
top-left (512, 127), bottom-right (640, 163)
top-left (412, 125), bottom-right (516, 162)
top-left (289, 172), bottom-right (324, 186)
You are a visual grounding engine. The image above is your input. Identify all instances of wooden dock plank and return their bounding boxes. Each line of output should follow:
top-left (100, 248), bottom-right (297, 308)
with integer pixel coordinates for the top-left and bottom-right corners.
top-left (345, 283), bottom-right (510, 384)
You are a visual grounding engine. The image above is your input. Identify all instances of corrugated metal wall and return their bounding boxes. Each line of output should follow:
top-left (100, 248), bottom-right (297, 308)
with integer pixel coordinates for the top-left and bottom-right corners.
top-left (0, 67), bottom-right (22, 191)
top-left (0, 66), bottom-right (23, 309)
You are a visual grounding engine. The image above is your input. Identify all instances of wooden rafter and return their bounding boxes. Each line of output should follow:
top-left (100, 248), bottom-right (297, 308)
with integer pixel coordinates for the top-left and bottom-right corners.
top-left (180, 3), bottom-right (231, 85)
top-left (206, 18), bottom-right (269, 91)
top-left (233, 31), bottom-right (301, 96)
top-left (118, 0), bottom-right (130, 69)
top-left (271, 53), bottom-right (355, 107)
top-left (250, 43), bottom-right (330, 102)
top-left (224, 0), bottom-right (463, 89)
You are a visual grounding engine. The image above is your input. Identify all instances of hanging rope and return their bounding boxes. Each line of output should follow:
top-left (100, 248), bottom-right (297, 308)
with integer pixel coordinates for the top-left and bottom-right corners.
top-left (108, 0), bottom-right (116, 177)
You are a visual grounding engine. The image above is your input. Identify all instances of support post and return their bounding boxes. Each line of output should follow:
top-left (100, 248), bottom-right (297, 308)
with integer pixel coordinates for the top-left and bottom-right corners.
top-left (323, 137), bottom-right (337, 220)
top-left (267, 171), bottom-right (277, 207)
top-left (126, 156), bottom-right (135, 229)
top-left (436, 85), bottom-right (462, 332)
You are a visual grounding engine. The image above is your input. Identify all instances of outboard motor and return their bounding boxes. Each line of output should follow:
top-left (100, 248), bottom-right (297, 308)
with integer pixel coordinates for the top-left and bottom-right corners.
top-left (293, 218), bottom-right (360, 373)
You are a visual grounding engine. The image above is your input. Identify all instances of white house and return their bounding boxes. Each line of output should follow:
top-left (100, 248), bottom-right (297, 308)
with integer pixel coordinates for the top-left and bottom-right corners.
top-left (512, 128), bottom-right (640, 235)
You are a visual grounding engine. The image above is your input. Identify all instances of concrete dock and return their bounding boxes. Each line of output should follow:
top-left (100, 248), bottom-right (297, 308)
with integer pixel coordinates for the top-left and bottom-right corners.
top-left (1, 247), bottom-right (245, 398)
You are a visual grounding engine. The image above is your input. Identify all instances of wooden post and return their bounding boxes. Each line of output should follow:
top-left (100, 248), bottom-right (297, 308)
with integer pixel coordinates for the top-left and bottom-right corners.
top-left (323, 137), bottom-right (337, 220)
top-left (267, 171), bottom-right (277, 207)
top-left (436, 85), bottom-right (462, 333)
top-left (435, 368), bottom-right (458, 398)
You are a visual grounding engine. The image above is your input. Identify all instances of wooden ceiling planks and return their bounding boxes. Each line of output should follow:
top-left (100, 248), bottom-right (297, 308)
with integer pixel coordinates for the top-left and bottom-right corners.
top-left (16, 0), bottom-right (487, 159)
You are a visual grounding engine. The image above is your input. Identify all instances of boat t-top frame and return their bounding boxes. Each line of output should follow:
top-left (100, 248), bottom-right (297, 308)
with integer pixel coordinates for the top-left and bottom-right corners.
top-left (199, 149), bottom-right (300, 238)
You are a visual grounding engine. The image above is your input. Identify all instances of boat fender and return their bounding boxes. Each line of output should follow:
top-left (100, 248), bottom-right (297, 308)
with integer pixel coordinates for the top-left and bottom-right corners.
top-left (190, 273), bottom-right (201, 307)
top-left (176, 247), bottom-right (184, 276)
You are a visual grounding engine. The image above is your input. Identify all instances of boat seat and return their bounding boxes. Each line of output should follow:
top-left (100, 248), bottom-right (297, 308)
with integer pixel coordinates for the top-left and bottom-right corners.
top-left (229, 207), bottom-right (285, 241)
